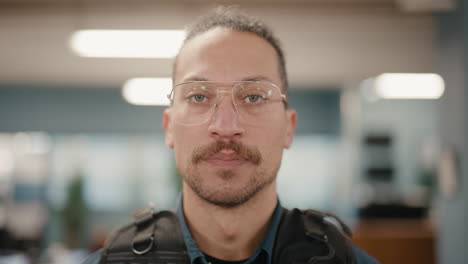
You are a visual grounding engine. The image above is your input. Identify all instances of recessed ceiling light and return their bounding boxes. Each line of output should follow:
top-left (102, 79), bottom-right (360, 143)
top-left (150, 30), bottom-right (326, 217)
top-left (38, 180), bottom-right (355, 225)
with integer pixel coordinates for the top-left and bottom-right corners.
top-left (122, 78), bottom-right (172, 106)
top-left (70, 30), bottom-right (185, 58)
top-left (374, 73), bottom-right (445, 99)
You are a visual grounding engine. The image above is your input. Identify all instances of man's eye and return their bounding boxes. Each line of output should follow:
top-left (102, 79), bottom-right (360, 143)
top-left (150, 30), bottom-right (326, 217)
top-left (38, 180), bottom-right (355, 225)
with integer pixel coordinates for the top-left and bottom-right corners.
top-left (190, 94), bottom-right (208, 103)
top-left (243, 94), bottom-right (264, 103)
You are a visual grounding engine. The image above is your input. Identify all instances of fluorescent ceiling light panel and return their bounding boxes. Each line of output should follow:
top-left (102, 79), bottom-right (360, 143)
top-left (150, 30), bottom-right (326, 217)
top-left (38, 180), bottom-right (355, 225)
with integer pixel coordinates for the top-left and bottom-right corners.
top-left (70, 30), bottom-right (185, 58)
top-left (122, 78), bottom-right (172, 106)
top-left (375, 73), bottom-right (445, 99)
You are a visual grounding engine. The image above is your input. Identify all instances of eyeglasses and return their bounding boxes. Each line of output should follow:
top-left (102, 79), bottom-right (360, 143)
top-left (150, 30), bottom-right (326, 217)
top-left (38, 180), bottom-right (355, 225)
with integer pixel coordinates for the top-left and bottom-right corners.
top-left (167, 81), bottom-right (287, 126)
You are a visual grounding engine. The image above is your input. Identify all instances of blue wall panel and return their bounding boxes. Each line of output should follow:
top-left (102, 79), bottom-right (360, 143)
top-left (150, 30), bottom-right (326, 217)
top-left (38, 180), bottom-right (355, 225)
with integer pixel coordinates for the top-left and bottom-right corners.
top-left (0, 85), bottom-right (340, 135)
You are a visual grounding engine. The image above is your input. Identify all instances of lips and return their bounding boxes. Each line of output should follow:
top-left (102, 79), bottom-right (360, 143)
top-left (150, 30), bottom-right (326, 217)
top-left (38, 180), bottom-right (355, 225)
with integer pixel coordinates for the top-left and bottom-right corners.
top-left (204, 150), bottom-right (247, 167)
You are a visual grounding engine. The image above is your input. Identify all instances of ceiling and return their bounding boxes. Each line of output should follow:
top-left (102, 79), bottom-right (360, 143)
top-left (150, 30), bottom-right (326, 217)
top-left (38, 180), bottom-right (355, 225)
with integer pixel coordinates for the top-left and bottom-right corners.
top-left (0, 0), bottom-right (452, 89)
top-left (0, 0), bottom-right (397, 8)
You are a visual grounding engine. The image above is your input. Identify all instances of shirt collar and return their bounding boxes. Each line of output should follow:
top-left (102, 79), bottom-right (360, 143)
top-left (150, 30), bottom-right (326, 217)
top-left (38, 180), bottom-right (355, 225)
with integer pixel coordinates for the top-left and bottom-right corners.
top-left (176, 195), bottom-right (283, 264)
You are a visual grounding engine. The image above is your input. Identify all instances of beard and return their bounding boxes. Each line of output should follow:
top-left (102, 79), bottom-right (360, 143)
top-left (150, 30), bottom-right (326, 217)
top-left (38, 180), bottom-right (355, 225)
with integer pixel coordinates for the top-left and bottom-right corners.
top-left (181, 140), bottom-right (279, 208)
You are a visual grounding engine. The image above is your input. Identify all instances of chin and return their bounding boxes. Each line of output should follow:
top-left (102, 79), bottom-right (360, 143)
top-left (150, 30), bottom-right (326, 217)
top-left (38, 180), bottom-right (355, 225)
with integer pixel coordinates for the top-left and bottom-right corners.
top-left (190, 177), bottom-right (272, 208)
top-left (202, 189), bottom-right (256, 208)
top-left (184, 160), bottom-right (277, 208)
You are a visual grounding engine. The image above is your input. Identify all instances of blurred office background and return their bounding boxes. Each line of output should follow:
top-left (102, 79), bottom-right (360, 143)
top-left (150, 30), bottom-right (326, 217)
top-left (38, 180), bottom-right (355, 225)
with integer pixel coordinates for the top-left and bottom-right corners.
top-left (0, 0), bottom-right (466, 263)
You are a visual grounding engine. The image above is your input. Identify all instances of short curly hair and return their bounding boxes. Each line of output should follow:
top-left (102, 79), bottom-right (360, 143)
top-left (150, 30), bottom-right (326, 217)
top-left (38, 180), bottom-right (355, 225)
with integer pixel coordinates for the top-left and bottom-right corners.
top-left (173, 6), bottom-right (288, 95)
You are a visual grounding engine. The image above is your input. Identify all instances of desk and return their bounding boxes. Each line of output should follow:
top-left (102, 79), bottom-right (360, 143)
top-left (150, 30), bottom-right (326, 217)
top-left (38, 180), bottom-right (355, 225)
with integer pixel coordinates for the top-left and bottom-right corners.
top-left (351, 219), bottom-right (436, 264)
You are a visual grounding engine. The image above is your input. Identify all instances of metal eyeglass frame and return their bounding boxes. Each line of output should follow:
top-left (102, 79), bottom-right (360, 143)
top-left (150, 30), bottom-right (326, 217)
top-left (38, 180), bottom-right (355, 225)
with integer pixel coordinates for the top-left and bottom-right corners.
top-left (166, 81), bottom-right (288, 126)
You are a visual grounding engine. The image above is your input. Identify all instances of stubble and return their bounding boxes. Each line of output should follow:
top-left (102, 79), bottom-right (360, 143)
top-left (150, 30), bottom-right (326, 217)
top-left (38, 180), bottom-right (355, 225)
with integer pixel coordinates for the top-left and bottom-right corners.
top-left (182, 140), bottom-right (278, 208)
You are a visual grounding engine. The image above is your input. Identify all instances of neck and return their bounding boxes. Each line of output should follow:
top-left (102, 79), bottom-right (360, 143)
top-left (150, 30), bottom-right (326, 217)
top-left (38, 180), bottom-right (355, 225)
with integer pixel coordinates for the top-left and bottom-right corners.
top-left (182, 182), bottom-right (277, 261)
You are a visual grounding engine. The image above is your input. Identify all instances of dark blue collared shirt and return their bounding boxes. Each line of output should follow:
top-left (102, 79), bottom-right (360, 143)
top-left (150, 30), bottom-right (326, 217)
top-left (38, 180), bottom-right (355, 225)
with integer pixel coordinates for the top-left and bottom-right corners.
top-left (177, 199), bottom-right (284, 264)
top-left (82, 199), bottom-right (380, 264)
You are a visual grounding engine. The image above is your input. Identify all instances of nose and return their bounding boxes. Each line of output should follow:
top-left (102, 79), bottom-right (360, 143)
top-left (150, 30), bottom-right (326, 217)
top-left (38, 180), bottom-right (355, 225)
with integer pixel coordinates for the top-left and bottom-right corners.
top-left (207, 95), bottom-right (245, 140)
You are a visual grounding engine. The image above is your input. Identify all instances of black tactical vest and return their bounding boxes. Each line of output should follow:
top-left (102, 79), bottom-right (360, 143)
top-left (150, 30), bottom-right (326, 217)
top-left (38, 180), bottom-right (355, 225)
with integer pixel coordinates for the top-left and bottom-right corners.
top-left (99, 206), bottom-right (355, 264)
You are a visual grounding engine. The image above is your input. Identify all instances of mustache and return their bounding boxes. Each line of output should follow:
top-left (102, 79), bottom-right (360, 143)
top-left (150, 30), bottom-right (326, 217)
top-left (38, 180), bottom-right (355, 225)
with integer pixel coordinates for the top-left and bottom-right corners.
top-left (192, 141), bottom-right (262, 165)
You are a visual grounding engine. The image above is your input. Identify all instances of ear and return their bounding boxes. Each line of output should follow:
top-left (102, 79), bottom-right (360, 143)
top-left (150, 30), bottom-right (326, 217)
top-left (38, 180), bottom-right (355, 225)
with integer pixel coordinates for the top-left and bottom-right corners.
top-left (283, 109), bottom-right (297, 149)
top-left (163, 108), bottom-right (174, 149)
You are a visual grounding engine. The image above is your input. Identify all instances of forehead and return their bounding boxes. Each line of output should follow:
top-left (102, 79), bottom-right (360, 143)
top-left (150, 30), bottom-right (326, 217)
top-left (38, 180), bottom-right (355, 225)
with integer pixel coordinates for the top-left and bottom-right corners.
top-left (174, 28), bottom-right (281, 85)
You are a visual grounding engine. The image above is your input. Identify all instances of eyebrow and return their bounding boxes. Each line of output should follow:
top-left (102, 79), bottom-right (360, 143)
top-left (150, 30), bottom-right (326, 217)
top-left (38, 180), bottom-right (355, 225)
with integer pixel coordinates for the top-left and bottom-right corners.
top-left (241, 75), bottom-right (274, 83)
top-left (181, 75), bottom-right (274, 83)
top-left (183, 76), bottom-right (208, 82)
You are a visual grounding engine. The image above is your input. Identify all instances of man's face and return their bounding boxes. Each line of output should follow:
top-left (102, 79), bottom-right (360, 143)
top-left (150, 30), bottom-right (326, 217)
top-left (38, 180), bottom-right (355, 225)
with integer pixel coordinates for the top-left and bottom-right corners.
top-left (164, 28), bottom-right (297, 207)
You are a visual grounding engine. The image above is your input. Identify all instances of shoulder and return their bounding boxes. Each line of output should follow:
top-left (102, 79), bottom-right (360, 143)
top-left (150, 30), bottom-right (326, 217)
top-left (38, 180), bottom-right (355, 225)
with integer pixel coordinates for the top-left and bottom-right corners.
top-left (81, 249), bottom-right (102, 264)
top-left (295, 208), bottom-right (381, 264)
top-left (352, 245), bottom-right (380, 264)
top-left (275, 208), bottom-right (354, 263)
top-left (280, 208), bottom-right (380, 264)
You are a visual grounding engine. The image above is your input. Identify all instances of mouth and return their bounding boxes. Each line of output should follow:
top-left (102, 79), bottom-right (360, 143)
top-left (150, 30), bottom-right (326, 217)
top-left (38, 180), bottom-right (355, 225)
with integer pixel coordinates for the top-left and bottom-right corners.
top-left (203, 149), bottom-right (248, 168)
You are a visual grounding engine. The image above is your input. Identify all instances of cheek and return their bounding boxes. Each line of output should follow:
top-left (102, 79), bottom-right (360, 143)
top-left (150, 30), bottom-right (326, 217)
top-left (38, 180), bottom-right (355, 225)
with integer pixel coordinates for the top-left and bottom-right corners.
top-left (263, 119), bottom-right (288, 142)
top-left (172, 127), bottom-right (204, 162)
top-left (173, 141), bottom-right (193, 174)
top-left (251, 125), bottom-right (287, 156)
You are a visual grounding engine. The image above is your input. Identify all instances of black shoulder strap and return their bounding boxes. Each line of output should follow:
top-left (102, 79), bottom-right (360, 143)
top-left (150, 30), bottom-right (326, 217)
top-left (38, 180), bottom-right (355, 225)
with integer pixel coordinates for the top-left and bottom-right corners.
top-left (132, 205), bottom-right (157, 255)
top-left (100, 206), bottom-right (354, 264)
top-left (272, 208), bottom-right (355, 264)
top-left (100, 205), bottom-right (189, 264)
